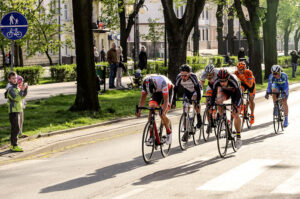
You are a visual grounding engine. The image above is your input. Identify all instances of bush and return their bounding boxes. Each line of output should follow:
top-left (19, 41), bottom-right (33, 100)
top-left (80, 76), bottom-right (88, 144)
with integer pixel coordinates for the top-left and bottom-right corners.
top-left (50, 64), bottom-right (76, 82)
top-left (4, 66), bottom-right (44, 85)
top-left (278, 56), bottom-right (291, 68)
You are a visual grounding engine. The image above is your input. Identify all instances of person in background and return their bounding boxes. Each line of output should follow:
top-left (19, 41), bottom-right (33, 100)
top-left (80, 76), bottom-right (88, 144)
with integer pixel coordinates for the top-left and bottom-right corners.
top-left (100, 47), bottom-right (106, 62)
top-left (5, 71), bottom-right (28, 152)
top-left (107, 43), bottom-right (118, 89)
top-left (16, 75), bottom-right (28, 138)
top-left (94, 46), bottom-right (99, 63)
top-left (290, 50), bottom-right (300, 78)
top-left (116, 46), bottom-right (124, 89)
top-left (138, 46), bottom-right (147, 70)
top-left (238, 47), bottom-right (245, 60)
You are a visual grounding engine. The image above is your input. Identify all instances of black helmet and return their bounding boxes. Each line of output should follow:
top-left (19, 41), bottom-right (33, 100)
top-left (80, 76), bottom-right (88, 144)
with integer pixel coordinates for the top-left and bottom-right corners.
top-left (217, 69), bottom-right (230, 80)
top-left (144, 77), bottom-right (156, 94)
top-left (180, 64), bottom-right (192, 72)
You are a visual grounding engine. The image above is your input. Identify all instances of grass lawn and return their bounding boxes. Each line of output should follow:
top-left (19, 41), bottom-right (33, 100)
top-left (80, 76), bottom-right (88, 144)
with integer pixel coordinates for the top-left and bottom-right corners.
top-left (0, 67), bottom-right (299, 145)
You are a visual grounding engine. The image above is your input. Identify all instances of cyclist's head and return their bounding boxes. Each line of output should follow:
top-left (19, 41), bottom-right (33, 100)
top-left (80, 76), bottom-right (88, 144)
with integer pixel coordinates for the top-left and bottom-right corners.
top-left (180, 64), bottom-right (192, 73)
top-left (204, 64), bottom-right (215, 74)
top-left (271, 65), bottom-right (282, 78)
top-left (144, 77), bottom-right (156, 94)
top-left (217, 69), bottom-right (230, 85)
top-left (237, 61), bottom-right (246, 71)
top-left (136, 69), bottom-right (141, 74)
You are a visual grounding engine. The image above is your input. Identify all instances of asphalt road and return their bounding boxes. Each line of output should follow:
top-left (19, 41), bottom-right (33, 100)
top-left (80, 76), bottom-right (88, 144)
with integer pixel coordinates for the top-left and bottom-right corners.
top-left (0, 89), bottom-right (300, 199)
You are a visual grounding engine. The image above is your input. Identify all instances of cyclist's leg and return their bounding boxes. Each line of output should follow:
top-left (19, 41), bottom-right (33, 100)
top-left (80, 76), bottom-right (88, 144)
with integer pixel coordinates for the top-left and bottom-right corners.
top-left (271, 83), bottom-right (279, 103)
top-left (216, 87), bottom-right (226, 115)
top-left (232, 105), bottom-right (242, 133)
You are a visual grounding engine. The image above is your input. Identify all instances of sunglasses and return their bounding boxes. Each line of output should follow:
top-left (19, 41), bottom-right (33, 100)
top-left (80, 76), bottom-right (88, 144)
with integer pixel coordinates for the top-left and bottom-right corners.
top-left (181, 74), bottom-right (188, 77)
top-left (219, 79), bottom-right (228, 83)
top-left (273, 72), bottom-right (280, 76)
top-left (207, 73), bottom-right (214, 77)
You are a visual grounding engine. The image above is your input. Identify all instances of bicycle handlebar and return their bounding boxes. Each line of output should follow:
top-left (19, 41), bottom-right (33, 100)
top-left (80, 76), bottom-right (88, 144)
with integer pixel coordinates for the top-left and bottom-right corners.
top-left (136, 105), bottom-right (161, 114)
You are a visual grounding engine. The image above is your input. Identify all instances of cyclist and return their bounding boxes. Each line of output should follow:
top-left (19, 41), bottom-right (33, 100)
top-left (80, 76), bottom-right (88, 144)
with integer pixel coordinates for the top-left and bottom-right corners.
top-left (265, 65), bottom-right (289, 127)
top-left (210, 69), bottom-right (243, 149)
top-left (234, 61), bottom-right (256, 124)
top-left (136, 75), bottom-right (174, 144)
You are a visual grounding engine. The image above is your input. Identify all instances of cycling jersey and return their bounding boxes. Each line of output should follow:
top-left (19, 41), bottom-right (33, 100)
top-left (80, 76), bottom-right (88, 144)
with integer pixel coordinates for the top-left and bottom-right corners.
top-left (173, 73), bottom-right (201, 104)
top-left (142, 75), bottom-right (174, 107)
top-left (267, 72), bottom-right (289, 98)
top-left (234, 69), bottom-right (256, 97)
top-left (201, 69), bottom-right (219, 96)
top-left (210, 75), bottom-right (242, 106)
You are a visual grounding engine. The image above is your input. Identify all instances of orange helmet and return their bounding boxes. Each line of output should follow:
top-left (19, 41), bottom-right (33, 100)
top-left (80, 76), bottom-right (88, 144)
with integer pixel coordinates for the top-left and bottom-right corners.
top-left (237, 61), bottom-right (246, 70)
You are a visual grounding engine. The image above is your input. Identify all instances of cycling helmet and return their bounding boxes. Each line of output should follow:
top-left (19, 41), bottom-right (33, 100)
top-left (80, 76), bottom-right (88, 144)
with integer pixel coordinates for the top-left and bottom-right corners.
top-left (271, 65), bottom-right (282, 73)
top-left (217, 69), bottom-right (230, 80)
top-left (144, 77), bottom-right (156, 94)
top-left (180, 64), bottom-right (192, 72)
top-left (136, 69), bottom-right (141, 74)
top-left (17, 75), bottom-right (23, 84)
top-left (204, 64), bottom-right (215, 73)
top-left (237, 61), bottom-right (246, 70)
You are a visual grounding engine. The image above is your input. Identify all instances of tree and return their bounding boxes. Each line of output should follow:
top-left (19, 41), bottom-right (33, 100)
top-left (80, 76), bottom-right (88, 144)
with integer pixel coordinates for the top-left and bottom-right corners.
top-left (262, 0), bottom-right (279, 80)
top-left (234, 0), bottom-right (263, 84)
top-left (193, 19), bottom-right (200, 56)
top-left (70, 0), bottom-right (100, 111)
top-left (161, 0), bottom-right (206, 82)
top-left (216, 0), bottom-right (226, 55)
top-left (227, 3), bottom-right (235, 55)
top-left (294, 28), bottom-right (300, 51)
top-left (141, 18), bottom-right (164, 61)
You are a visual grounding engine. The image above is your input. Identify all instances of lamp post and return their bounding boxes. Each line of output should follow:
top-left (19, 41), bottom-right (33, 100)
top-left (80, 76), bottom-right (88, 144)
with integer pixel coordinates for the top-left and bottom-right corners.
top-left (58, 0), bottom-right (62, 65)
top-left (134, 0), bottom-right (139, 69)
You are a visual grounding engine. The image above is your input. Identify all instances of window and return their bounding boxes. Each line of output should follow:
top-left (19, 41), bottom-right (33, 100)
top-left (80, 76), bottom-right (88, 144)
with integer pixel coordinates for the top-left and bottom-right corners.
top-left (64, 4), bottom-right (68, 20)
top-left (206, 29), bottom-right (209, 40)
top-left (65, 44), bottom-right (68, 56)
top-left (206, 10), bottom-right (209, 20)
top-left (202, 29), bottom-right (205, 41)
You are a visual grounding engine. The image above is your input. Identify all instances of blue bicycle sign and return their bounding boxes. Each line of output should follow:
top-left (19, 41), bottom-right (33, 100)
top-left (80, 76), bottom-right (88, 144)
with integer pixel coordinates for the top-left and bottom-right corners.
top-left (0, 12), bottom-right (28, 40)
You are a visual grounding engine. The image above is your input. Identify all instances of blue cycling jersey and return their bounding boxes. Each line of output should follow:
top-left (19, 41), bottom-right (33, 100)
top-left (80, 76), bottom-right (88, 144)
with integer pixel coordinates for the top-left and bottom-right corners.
top-left (267, 72), bottom-right (289, 94)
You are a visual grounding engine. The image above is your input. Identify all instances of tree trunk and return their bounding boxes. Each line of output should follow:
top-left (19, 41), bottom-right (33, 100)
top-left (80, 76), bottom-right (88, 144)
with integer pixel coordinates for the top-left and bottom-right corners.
top-left (45, 49), bottom-right (53, 66)
top-left (284, 29), bottom-right (290, 56)
top-left (228, 5), bottom-right (234, 55)
top-left (18, 45), bottom-right (23, 67)
top-left (154, 42), bottom-right (156, 61)
top-left (263, 0), bottom-right (279, 80)
top-left (193, 20), bottom-right (200, 56)
top-left (13, 42), bottom-right (19, 66)
top-left (70, 0), bottom-right (100, 111)
top-left (216, 1), bottom-right (225, 55)
top-left (294, 28), bottom-right (300, 51)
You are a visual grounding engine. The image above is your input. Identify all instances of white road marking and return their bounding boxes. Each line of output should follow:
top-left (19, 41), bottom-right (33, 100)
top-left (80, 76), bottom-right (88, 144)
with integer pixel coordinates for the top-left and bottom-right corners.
top-left (271, 171), bottom-right (300, 194)
top-left (197, 159), bottom-right (280, 191)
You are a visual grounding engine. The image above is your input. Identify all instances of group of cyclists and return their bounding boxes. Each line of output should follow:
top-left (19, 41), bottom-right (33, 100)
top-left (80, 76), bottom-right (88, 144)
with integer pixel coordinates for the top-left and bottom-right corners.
top-left (136, 60), bottom-right (290, 150)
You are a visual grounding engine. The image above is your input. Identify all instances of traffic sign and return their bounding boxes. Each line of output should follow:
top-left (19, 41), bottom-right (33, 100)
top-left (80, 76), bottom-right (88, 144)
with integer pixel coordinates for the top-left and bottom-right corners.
top-left (0, 12), bottom-right (28, 40)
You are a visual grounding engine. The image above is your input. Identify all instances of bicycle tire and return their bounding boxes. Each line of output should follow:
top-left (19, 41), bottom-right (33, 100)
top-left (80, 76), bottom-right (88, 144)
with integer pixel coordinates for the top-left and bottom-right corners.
top-left (178, 114), bottom-right (189, 150)
top-left (193, 120), bottom-right (201, 145)
top-left (279, 101), bottom-right (284, 132)
top-left (142, 121), bottom-right (155, 164)
top-left (201, 108), bottom-right (211, 142)
top-left (273, 105), bottom-right (280, 134)
top-left (217, 118), bottom-right (228, 158)
top-left (160, 121), bottom-right (172, 157)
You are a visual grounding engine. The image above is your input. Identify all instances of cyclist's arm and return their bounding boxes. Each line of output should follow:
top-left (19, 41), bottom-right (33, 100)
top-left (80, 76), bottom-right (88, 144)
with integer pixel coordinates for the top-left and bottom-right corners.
top-left (210, 82), bottom-right (218, 106)
top-left (244, 71), bottom-right (255, 88)
top-left (162, 94), bottom-right (169, 115)
top-left (283, 73), bottom-right (289, 94)
top-left (266, 74), bottom-right (273, 94)
top-left (138, 92), bottom-right (147, 108)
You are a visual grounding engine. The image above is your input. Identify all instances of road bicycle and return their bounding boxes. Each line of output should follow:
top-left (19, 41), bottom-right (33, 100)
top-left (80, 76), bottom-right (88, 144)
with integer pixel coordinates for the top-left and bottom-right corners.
top-left (136, 105), bottom-right (171, 164)
top-left (241, 91), bottom-right (252, 131)
top-left (201, 95), bottom-right (217, 142)
top-left (267, 91), bottom-right (285, 134)
top-left (215, 104), bottom-right (238, 158)
top-left (177, 98), bottom-right (201, 150)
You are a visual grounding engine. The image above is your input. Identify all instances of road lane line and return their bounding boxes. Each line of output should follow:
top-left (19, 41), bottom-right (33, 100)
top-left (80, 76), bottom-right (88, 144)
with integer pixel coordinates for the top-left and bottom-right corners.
top-left (197, 159), bottom-right (280, 191)
top-left (112, 188), bottom-right (146, 199)
top-left (271, 171), bottom-right (300, 194)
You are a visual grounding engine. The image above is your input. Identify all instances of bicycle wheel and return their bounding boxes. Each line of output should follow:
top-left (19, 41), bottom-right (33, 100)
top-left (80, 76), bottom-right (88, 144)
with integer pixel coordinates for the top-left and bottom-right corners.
top-left (193, 122), bottom-right (201, 145)
top-left (273, 105), bottom-right (280, 134)
top-left (217, 118), bottom-right (228, 158)
top-left (178, 114), bottom-right (189, 150)
top-left (142, 121), bottom-right (155, 164)
top-left (241, 102), bottom-right (251, 131)
top-left (279, 102), bottom-right (284, 132)
top-left (231, 131), bottom-right (238, 152)
top-left (160, 121), bottom-right (172, 157)
top-left (201, 108), bottom-right (211, 142)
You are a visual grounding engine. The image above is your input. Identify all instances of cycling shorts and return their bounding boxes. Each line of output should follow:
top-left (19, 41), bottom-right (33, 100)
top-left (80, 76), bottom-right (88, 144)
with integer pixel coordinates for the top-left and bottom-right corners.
top-left (271, 83), bottom-right (289, 99)
top-left (241, 82), bottom-right (256, 97)
top-left (149, 87), bottom-right (174, 108)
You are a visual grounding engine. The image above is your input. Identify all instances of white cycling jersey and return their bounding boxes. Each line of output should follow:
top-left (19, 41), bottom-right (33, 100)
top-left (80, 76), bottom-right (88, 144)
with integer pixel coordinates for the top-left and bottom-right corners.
top-left (142, 75), bottom-right (174, 95)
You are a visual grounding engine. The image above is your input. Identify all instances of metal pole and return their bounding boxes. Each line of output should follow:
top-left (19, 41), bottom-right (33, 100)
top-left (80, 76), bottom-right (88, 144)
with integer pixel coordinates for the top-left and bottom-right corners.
top-left (133, 1), bottom-right (137, 69)
top-left (58, 0), bottom-right (61, 65)
top-left (238, 20), bottom-right (241, 49)
top-left (11, 41), bottom-right (14, 71)
top-left (164, 24), bottom-right (167, 67)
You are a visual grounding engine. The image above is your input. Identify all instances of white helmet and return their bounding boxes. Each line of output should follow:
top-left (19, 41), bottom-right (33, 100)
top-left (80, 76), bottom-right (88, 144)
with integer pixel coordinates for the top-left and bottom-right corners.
top-left (136, 69), bottom-right (141, 74)
top-left (271, 65), bottom-right (282, 73)
top-left (204, 64), bottom-right (214, 73)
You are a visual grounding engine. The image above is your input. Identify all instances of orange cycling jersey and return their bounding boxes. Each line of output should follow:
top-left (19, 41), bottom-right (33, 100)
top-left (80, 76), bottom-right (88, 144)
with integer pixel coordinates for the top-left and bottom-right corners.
top-left (234, 69), bottom-right (255, 88)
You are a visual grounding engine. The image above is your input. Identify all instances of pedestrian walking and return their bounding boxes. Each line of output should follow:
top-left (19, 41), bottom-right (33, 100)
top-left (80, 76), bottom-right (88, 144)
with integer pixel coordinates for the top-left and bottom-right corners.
top-left (290, 50), bottom-right (300, 78)
top-left (138, 46), bottom-right (147, 70)
top-left (4, 71), bottom-right (28, 152)
top-left (116, 47), bottom-right (124, 89)
top-left (94, 46), bottom-right (99, 63)
top-left (100, 47), bottom-right (106, 62)
top-left (107, 43), bottom-right (118, 89)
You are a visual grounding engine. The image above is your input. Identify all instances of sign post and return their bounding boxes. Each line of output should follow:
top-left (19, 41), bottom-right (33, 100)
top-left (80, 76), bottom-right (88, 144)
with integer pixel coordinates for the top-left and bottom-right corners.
top-left (0, 12), bottom-right (28, 71)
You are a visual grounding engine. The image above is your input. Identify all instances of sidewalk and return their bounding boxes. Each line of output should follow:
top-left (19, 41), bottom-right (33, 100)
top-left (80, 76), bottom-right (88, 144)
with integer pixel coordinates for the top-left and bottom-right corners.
top-left (1, 82), bottom-right (300, 165)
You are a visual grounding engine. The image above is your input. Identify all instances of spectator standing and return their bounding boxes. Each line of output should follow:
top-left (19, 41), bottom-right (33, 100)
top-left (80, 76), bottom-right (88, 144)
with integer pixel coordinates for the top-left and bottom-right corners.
top-left (94, 46), bottom-right (99, 63)
top-left (4, 71), bottom-right (28, 152)
top-left (238, 47), bottom-right (245, 60)
top-left (225, 52), bottom-right (233, 65)
top-left (107, 43), bottom-right (118, 88)
top-left (116, 46), bottom-right (124, 89)
top-left (138, 46), bottom-right (147, 70)
top-left (16, 75), bottom-right (28, 138)
top-left (290, 50), bottom-right (300, 78)
top-left (100, 47), bottom-right (106, 61)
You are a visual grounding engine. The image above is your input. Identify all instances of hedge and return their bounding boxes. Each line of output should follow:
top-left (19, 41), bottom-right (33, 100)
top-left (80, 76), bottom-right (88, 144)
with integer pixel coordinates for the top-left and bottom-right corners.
top-left (50, 64), bottom-right (76, 82)
top-left (4, 66), bottom-right (44, 85)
